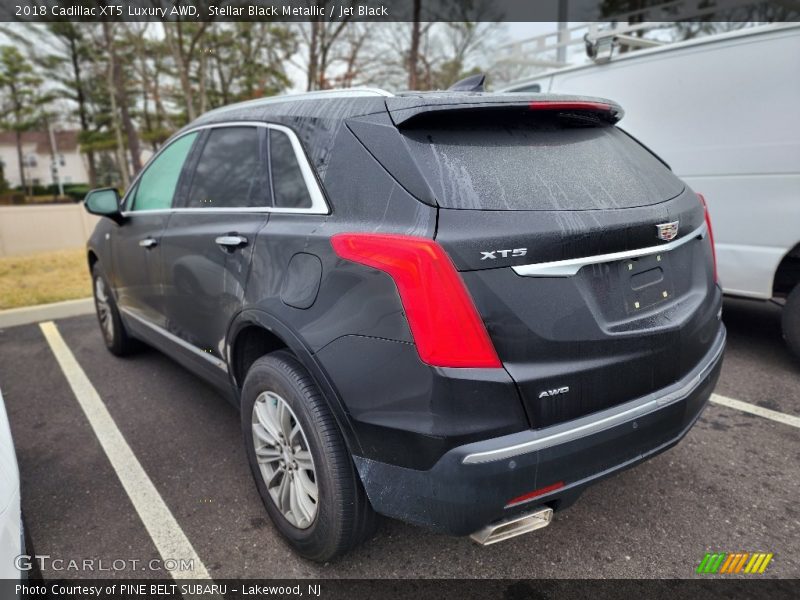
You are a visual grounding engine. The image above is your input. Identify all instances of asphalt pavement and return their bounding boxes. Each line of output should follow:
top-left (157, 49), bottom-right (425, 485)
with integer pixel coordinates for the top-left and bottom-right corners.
top-left (0, 297), bottom-right (797, 579)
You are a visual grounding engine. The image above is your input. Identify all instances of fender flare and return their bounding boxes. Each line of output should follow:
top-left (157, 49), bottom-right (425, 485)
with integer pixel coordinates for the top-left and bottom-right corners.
top-left (226, 308), bottom-right (362, 456)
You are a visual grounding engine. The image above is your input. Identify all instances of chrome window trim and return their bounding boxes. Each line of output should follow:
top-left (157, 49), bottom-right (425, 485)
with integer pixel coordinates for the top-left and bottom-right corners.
top-left (121, 121), bottom-right (330, 217)
top-left (511, 222), bottom-right (707, 277)
top-left (120, 308), bottom-right (228, 373)
top-left (461, 330), bottom-right (725, 465)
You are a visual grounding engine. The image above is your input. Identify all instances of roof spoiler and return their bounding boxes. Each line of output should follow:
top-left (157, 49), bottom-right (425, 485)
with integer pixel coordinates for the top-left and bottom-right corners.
top-left (386, 94), bottom-right (623, 127)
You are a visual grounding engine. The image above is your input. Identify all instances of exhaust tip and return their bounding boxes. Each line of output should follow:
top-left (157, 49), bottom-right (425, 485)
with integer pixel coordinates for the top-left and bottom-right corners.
top-left (470, 507), bottom-right (553, 546)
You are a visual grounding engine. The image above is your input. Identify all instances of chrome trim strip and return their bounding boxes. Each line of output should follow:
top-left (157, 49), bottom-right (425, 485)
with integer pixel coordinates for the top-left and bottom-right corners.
top-left (462, 330), bottom-right (724, 465)
top-left (511, 222), bottom-right (707, 277)
top-left (120, 308), bottom-right (228, 373)
top-left (120, 121), bottom-right (329, 216)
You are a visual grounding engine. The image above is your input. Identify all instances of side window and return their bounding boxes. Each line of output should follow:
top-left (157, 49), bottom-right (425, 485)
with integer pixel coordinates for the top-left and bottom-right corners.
top-left (269, 129), bottom-right (313, 209)
top-left (185, 126), bottom-right (267, 209)
top-left (131, 132), bottom-right (197, 211)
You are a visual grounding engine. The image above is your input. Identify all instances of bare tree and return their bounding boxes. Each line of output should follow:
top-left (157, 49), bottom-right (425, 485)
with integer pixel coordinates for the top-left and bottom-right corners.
top-left (162, 20), bottom-right (210, 121)
top-left (127, 23), bottom-right (172, 149)
top-left (101, 22), bottom-right (129, 188)
top-left (322, 23), bottom-right (387, 88)
top-left (205, 23), bottom-right (295, 106)
top-left (409, 0), bottom-right (421, 88)
top-left (374, 20), bottom-right (503, 91)
top-left (295, 4), bottom-right (353, 91)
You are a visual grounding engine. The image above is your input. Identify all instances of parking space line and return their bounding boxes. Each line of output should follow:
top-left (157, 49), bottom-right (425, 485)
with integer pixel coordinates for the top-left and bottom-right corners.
top-left (39, 321), bottom-right (212, 581)
top-left (710, 393), bottom-right (800, 429)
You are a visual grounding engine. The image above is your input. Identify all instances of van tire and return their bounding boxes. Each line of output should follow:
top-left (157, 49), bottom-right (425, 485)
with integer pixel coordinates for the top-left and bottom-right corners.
top-left (241, 350), bottom-right (377, 561)
top-left (782, 284), bottom-right (800, 361)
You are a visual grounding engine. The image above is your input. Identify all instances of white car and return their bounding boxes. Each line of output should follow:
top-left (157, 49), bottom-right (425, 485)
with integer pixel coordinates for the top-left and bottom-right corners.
top-left (0, 390), bottom-right (22, 581)
top-left (504, 23), bottom-right (800, 358)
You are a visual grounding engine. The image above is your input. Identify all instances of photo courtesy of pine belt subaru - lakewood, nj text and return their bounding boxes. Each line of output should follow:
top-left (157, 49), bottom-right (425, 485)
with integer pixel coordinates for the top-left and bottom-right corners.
top-left (83, 88), bottom-right (725, 561)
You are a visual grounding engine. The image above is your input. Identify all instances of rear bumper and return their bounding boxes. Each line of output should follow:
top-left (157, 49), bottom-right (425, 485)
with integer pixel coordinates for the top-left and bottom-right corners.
top-left (354, 324), bottom-right (725, 536)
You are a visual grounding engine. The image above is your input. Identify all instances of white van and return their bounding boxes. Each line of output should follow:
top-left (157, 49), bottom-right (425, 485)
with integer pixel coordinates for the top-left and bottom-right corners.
top-left (504, 23), bottom-right (800, 358)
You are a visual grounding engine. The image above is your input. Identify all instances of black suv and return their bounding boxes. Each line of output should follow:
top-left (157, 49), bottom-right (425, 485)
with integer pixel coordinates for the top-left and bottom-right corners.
top-left (84, 89), bottom-right (725, 560)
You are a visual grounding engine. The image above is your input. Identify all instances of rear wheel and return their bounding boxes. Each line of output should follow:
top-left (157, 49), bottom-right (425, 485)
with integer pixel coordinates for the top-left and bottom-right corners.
top-left (92, 264), bottom-right (135, 356)
top-left (782, 284), bottom-right (800, 361)
top-left (241, 350), bottom-right (377, 561)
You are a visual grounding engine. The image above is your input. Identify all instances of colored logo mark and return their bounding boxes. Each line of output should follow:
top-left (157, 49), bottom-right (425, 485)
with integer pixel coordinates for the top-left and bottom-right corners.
top-left (696, 552), bottom-right (774, 574)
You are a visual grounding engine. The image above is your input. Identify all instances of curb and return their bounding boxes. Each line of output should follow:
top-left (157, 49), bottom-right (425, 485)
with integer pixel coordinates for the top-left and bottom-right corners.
top-left (0, 298), bottom-right (94, 329)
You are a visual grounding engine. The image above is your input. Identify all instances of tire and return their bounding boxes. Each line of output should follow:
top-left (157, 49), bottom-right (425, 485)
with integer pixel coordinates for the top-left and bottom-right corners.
top-left (241, 350), bottom-right (377, 561)
top-left (91, 264), bottom-right (136, 356)
top-left (782, 284), bottom-right (800, 361)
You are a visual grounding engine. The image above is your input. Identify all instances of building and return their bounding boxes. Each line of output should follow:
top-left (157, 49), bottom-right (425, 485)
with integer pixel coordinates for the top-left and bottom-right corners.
top-left (0, 130), bottom-right (88, 189)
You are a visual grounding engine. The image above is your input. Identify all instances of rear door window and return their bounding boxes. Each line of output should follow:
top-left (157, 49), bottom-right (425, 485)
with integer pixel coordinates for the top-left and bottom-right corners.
top-left (184, 126), bottom-right (268, 209)
top-left (400, 113), bottom-right (684, 211)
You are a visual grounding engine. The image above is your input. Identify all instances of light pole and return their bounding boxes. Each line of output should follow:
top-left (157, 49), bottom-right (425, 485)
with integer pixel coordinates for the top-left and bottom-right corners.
top-left (47, 119), bottom-right (64, 199)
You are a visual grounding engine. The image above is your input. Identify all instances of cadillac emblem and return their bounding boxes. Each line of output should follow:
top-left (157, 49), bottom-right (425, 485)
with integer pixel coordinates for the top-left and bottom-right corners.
top-left (656, 221), bottom-right (679, 242)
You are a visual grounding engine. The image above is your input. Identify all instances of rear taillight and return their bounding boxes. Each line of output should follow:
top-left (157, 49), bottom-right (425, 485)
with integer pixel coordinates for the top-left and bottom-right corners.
top-left (698, 193), bottom-right (718, 283)
top-left (331, 233), bottom-right (501, 368)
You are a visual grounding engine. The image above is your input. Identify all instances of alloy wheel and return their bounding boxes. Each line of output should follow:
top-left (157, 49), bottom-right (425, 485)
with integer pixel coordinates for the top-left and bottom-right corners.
top-left (251, 391), bottom-right (318, 529)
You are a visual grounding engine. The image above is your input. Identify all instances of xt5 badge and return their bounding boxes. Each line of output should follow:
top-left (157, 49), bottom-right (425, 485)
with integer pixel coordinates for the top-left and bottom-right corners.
top-left (480, 248), bottom-right (527, 260)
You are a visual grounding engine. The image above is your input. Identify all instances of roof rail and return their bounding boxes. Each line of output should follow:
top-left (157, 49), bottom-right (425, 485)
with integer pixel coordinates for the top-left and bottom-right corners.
top-left (201, 87), bottom-right (394, 118)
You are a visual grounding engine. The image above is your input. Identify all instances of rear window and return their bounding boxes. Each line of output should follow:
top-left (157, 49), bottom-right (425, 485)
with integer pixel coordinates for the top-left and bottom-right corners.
top-left (400, 112), bottom-right (683, 211)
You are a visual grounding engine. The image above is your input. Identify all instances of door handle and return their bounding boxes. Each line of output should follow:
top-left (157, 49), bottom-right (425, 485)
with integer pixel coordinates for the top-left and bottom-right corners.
top-left (215, 234), bottom-right (248, 249)
top-left (139, 237), bottom-right (158, 249)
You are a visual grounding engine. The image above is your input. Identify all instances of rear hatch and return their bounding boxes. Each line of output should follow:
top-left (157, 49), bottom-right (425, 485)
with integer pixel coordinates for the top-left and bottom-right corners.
top-left (352, 94), bottom-right (721, 428)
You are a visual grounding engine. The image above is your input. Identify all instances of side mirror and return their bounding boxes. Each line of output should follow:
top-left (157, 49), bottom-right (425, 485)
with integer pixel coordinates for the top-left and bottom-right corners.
top-left (84, 188), bottom-right (123, 224)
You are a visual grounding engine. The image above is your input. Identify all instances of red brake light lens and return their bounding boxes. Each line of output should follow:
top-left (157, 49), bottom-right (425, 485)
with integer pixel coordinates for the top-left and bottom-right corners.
top-left (528, 100), bottom-right (612, 113)
top-left (331, 233), bottom-right (501, 369)
top-left (697, 193), bottom-right (718, 283)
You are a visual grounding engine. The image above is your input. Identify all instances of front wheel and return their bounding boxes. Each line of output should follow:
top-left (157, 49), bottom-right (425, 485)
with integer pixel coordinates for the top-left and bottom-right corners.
top-left (92, 264), bottom-right (136, 356)
top-left (241, 350), bottom-right (377, 561)
top-left (782, 284), bottom-right (800, 361)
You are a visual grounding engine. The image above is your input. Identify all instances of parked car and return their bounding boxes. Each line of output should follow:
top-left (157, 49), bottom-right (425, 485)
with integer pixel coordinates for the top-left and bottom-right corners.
top-left (0, 389), bottom-right (22, 580)
top-left (84, 88), bottom-right (725, 560)
top-left (504, 23), bottom-right (800, 358)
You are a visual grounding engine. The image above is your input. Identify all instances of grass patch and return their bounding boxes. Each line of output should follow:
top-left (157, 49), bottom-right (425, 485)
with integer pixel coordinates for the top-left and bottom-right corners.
top-left (0, 248), bottom-right (91, 310)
